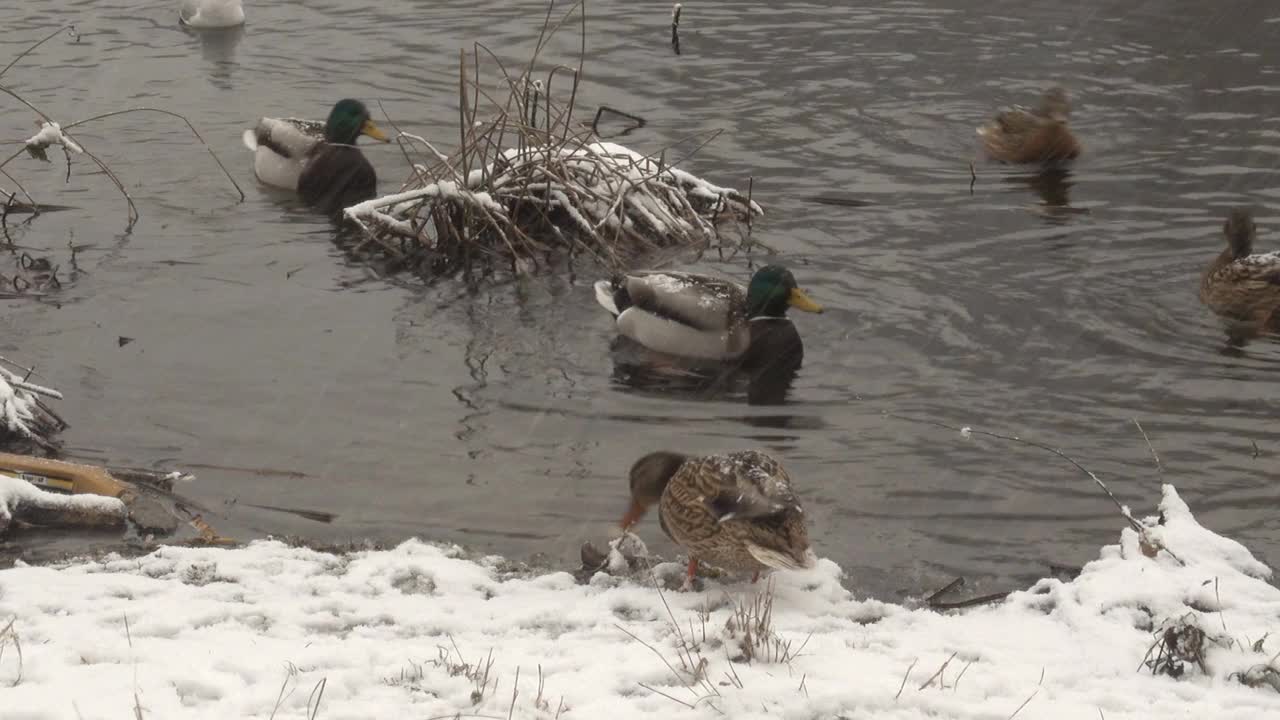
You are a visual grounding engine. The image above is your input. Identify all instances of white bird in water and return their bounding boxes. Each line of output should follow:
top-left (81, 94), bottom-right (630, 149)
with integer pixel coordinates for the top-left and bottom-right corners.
top-left (179, 0), bottom-right (245, 29)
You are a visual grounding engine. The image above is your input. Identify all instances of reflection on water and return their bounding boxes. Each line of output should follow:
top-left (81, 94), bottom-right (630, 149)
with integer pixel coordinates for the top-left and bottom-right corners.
top-left (182, 24), bottom-right (243, 90)
top-left (607, 335), bottom-right (801, 409)
top-left (3, 0), bottom-right (1280, 598)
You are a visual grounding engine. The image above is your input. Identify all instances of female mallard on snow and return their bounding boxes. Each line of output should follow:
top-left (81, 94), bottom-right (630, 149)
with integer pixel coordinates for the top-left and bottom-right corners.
top-left (242, 99), bottom-right (389, 215)
top-left (593, 265), bottom-right (823, 367)
top-left (1200, 208), bottom-right (1280, 332)
top-left (977, 86), bottom-right (1081, 164)
top-left (621, 450), bottom-right (816, 586)
top-left (179, 0), bottom-right (244, 28)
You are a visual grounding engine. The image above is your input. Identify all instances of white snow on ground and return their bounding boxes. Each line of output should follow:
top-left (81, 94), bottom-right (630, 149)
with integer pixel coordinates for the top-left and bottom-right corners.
top-left (1, 485), bottom-right (1278, 719)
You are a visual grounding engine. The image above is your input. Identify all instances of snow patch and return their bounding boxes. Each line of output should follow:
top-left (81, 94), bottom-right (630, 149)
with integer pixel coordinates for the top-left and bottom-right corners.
top-left (0, 486), bottom-right (1277, 718)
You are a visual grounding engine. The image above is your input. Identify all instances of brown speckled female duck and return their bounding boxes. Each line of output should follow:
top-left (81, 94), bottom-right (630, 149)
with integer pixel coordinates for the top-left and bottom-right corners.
top-left (621, 450), bottom-right (815, 586)
top-left (1200, 208), bottom-right (1280, 332)
top-left (977, 87), bottom-right (1081, 164)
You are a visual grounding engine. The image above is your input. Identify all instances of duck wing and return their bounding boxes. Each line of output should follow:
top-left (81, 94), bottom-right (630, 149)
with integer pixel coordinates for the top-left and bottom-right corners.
top-left (622, 271), bottom-right (745, 331)
top-left (993, 106), bottom-right (1038, 135)
top-left (243, 117), bottom-right (325, 159)
top-left (1213, 253), bottom-right (1280, 290)
top-left (699, 450), bottom-right (802, 523)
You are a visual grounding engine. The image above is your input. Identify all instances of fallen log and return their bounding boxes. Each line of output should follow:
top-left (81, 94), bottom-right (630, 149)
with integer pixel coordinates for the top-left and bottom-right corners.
top-left (0, 472), bottom-right (126, 535)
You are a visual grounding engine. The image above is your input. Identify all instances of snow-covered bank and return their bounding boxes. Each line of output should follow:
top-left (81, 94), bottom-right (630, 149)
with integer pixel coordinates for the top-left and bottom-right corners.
top-left (1, 486), bottom-right (1278, 719)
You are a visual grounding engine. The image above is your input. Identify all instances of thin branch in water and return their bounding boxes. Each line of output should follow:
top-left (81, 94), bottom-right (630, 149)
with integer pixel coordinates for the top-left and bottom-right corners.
top-left (1132, 418), bottom-right (1161, 473)
top-left (63, 108), bottom-right (245, 201)
top-left (0, 25), bottom-right (78, 80)
top-left (885, 412), bottom-right (1152, 538)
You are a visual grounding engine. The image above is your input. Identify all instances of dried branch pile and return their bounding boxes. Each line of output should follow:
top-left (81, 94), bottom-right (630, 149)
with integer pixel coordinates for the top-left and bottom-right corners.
top-left (344, 5), bottom-right (763, 282)
top-left (0, 359), bottom-right (66, 453)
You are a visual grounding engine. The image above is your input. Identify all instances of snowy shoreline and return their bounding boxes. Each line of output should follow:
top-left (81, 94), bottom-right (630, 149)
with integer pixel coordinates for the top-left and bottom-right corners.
top-left (1, 485), bottom-right (1278, 719)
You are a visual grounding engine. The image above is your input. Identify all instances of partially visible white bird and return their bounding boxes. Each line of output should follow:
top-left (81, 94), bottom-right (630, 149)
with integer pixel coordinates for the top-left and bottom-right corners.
top-left (179, 0), bottom-right (245, 29)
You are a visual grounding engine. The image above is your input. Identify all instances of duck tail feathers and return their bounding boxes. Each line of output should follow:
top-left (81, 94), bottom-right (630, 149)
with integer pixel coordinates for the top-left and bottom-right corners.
top-left (594, 279), bottom-right (621, 316)
top-left (746, 542), bottom-right (817, 572)
top-left (241, 128), bottom-right (259, 152)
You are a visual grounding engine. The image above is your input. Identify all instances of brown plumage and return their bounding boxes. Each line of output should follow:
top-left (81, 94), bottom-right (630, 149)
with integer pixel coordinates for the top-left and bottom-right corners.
top-left (1200, 208), bottom-right (1280, 333)
top-left (621, 450), bottom-right (815, 586)
top-left (977, 87), bottom-right (1081, 164)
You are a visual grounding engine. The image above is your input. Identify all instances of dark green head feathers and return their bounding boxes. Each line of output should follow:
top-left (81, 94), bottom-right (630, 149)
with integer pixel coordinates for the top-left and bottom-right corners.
top-left (745, 265), bottom-right (824, 318)
top-left (324, 99), bottom-right (389, 145)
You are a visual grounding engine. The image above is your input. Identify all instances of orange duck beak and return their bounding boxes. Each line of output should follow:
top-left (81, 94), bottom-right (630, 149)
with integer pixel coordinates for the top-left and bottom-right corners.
top-left (620, 498), bottom-right (648, 531)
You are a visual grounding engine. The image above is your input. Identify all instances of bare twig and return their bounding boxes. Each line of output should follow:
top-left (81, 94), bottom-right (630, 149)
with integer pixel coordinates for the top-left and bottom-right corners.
top-left (0, 25), bottom-right (78, 80)
top-left (1132, 418), bottom-right (1161, 473)
top-left (886, 412), bottom-right (1155, 540)
top-left (954, 660), bottom-right (973, 692)
top-left (918, 651), bottom-right (959, 690)
top-left (63, 108), bottom-right (244, 201)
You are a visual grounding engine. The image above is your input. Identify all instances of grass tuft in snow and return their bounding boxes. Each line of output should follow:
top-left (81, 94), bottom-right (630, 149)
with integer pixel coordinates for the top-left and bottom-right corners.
top-left (724, 579), bottom-right (812, 665)
top-left (0, 615), bottom-right (22, 687)
top-left (342, 1), bottom-right (763, 287)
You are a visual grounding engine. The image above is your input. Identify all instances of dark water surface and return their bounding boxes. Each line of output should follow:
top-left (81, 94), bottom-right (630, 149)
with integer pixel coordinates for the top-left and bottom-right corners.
top-left (2, 0), bottom-right (1279, 599)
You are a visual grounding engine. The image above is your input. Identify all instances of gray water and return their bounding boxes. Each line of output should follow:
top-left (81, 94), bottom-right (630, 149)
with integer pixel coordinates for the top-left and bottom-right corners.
top-left (2, 0), bottom-right (1278, 599)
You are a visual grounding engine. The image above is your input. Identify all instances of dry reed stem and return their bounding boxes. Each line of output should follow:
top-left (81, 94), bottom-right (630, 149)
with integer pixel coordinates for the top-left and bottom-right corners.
top-left (1132, 418), bottom-right (1161, 473)
top-left (344, 0), bottom-right (761, 285)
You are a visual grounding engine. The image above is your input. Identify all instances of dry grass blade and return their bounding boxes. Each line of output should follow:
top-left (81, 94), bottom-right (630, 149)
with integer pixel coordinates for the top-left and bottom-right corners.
top-left (268, 663), bottom-right (299, 720)
top-left (0, 617), bottom-right (24, 687)
top-left (1007, 667), bottom-right (1045, 720)
top-left (894, 658), bottom-right (917, 700)
top-left (507, 666), bottom-right (520, 720)
top-left (918, 651), bottom-right (959, 690)
top-left (306, 677), bottom-right (327, 720)
top-left (637, 682), bottom-right (694, 709)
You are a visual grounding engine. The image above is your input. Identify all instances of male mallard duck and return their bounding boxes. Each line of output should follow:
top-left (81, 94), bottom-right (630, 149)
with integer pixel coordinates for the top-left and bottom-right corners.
top-left (977, 86), bottom-right (1081, 164)
top-left (622, 450), bottom-right (816, 586)
top-left (1200, 208), bottom-right (1280, 332)
top-left (179, 0), bottom-right (244, 28)
top-left (242, 99), bottom-right (389, 215)
top-left (593, 265), bottom-right (823, 367)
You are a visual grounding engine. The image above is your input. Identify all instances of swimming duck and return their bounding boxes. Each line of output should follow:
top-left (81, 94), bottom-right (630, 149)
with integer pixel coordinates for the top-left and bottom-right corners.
top-left (621, 450), bottom-right (816, 586)
top-left (1200, 208), bottom-right (1280, 332)
top-left (242, 99), bottom-right (389, 215)
top-left (977, 86), bottom-right (1081, 164)
top-left (593, 265), bottom-right (823, 367)
top-left (179, 0), bottom-right (244, 28)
